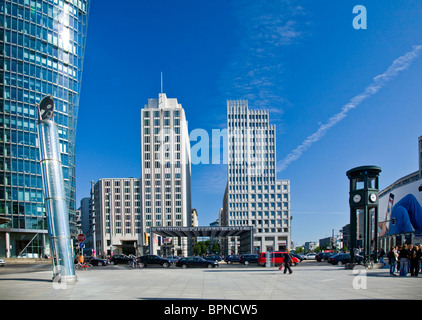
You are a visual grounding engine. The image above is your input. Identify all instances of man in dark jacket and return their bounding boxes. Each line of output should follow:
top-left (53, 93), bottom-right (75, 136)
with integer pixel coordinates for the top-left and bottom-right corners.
top-left (410, 245), bottom-right (421, 276)
top-left (398, 244), bottom-right (410, 276)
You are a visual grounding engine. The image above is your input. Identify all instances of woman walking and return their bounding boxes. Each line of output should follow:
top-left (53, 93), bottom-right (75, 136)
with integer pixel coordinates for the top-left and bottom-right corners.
top-left (283, 249), bottom-right (293, 275)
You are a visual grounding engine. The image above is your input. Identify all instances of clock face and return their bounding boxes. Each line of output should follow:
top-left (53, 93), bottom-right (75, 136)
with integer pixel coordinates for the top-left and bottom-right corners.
top-left (369, 193), bottom-right (377, 202)
top-left (353, 194), bottom-right (361, 203)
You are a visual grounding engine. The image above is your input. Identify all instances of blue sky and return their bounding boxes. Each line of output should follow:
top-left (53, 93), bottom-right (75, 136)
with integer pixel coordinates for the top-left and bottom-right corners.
top-left (76, 0), bottom-right (422, 246)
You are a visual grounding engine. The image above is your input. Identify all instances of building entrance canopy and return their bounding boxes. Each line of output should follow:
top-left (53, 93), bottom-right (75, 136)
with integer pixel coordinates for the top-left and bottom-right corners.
top-left (150, 226), bottom-right (254, 255)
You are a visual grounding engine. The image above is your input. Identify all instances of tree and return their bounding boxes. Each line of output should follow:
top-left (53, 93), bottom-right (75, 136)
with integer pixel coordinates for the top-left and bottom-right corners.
top-left (212, 241), bottom-right (220, 254)
top-left (193, 240), bottom-right (211, 256)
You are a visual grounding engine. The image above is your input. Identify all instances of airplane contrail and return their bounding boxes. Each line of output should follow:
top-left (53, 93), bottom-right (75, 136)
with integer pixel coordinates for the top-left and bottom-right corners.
top-left (277, 45), bottom-right (422, 173)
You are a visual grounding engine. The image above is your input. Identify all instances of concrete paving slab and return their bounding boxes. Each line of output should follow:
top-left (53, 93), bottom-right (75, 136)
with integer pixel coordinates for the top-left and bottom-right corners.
top-left (0, 260), bottom-right (421, 301)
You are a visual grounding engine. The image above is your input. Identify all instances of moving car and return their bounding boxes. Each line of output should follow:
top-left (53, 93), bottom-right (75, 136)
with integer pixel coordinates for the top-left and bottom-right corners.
top-left (315, 252), bottom-right (335, 262)
top-left (0, 259), bottom-right (6, 267)
top-left (86, 256), bottom-right (108, 266)
top-left (224, 255), bottom-right (240, 264)
top-left (328, 253), bottom-right (351, 265)
top-left (206, 255), bottom-right (222, 262)
top-left (239, 254), bottom-right (259, 265)
top-left (258, 252), bottom-right (300, 266)
top-left (110, 254), bottom-right (132, 265)
top-left (175, 256), bottom-right (218, 269)
top-left (137, 254), bottom-right (171, 268)
top-left (328, 253), bottom-right (364, 265)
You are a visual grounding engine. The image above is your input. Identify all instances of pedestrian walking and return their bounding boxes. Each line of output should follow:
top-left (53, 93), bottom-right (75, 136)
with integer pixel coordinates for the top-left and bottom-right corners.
top-left (410, 244), bottom-right (421, 276)
top-left (419, 245), bottom-right (422, 274)
top-left (283, 249), bottom-right (293, 275)
top-left (387, 246), bottom-right (397, 276)
top-left (398, 244), bottom-right (410, 276)
top-left (379, 248), bottom-right (386, 265)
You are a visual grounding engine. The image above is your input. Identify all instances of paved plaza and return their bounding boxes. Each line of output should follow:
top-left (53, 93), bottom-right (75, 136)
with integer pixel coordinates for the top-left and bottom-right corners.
top-left (1, 260), bottom-right (421, 301)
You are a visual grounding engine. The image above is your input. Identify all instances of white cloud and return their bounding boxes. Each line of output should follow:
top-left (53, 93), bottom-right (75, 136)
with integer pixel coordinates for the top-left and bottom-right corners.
top-left (277, 45), bottom-right (422, 172)
top-left (220, 0), bottom-right (309, 113)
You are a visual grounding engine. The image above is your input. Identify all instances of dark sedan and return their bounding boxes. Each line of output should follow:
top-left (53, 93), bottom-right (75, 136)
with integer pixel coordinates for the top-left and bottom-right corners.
top-left (328, 253), bottom-right (351, 265)
top-left (175, 256), bottom-right (218, 269)
top-left (87, 256), bottom-right (108, 266)
top-left (224, 254), bottom-right (240, 264)
top-left (239, 254), bottom-right (259, 265)
top-left (316, 252), bottom-right (335, 262)
top-left (110, 254), bottom-right (132, 265)
top-left (328, 253), bottom-right (364, 265)
top-left (138, 254), bottom-right (171, 268)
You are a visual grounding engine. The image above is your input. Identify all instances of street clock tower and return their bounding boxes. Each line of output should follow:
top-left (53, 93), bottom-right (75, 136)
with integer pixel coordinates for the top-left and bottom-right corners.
top-left (346, 166), bottom-right (382, 264)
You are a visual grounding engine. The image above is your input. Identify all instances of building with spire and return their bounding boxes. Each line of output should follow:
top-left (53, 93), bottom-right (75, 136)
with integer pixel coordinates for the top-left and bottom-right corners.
top-left (140, 92), bottom-right (192, 256)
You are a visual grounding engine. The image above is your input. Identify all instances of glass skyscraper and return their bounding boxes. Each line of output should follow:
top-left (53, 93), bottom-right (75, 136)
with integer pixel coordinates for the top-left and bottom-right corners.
top-left (0, 0), bottom-right (90, 258)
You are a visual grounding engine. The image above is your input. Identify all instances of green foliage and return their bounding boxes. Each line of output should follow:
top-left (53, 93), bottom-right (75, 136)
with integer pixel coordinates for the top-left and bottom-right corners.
top-left (192, 240), bottom-right (221, 256)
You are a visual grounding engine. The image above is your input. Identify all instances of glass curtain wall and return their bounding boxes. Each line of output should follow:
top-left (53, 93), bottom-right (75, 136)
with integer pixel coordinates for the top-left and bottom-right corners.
top-left (0, 0), bottom-right (90, 257)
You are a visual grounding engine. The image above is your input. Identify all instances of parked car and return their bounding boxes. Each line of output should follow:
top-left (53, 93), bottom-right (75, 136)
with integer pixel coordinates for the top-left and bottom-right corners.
top-left (258, 252), bottom-right (300, 266)
top-left (175, 256), bottom-right (218, 269)
top-left (315, 252), bottom-right (335, 262)
top-left (328, 253), bottom-right (350, 265)
top-left (305, 253), bottom-right (316, 260)
top-left (165, 255), bottom-right (180, 264)
top-left (206, 255), bottom-right (222, 262)
top-left (224, 255), bottom-right (240, 264)
top-left (86, 256), bottom-right (108, 266)
top-left (0, 259), bottom-right (6, 267)
top-left (137, 255), bottom-right (171, 268)
top-left (239, 254), bottom-right (259, 265)
top-left (328, 253), bottom-right (364, 265)
top-left (290, 253), bottom-right (304, 262)
top-left (110, 254), bottom-right (132, 265)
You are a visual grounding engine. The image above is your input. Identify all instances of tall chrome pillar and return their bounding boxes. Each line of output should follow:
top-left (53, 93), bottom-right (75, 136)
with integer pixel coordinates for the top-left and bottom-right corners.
top-left (37, 95), bottom-right (77, 283)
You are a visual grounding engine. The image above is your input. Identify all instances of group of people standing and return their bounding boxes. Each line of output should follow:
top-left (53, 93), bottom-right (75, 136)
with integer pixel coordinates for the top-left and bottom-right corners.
top-left (387, 244), bottom-right (421, 276)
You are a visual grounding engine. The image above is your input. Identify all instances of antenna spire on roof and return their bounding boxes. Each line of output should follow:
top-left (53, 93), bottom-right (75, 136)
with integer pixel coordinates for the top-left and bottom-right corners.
top-left (161, 71), bottom-right (163, 93)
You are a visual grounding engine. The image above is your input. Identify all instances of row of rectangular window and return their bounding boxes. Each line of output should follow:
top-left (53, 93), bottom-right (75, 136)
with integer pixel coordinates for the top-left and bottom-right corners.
top-left (3, 98), bottom-right (74, 125)
top-left (2, 32), bottom-right (82, 68)
top-left (229, 184), bottom-right (288, 192)
top-left (103, 180), bottom-right (141, 187)
top-left (3, 59), bottom-right (79, 93)
top-left (230, 193), bottom-right (288, 200)
top-left (0, 186), bottom-right (43, 203)
top-left (144, 207), bottom-right (183, 214)
top-left (3, 61), bottom-right (78, 92)
top-left (4, 0), bottom-right (88, 34)
top-left (143, 110), bottom-right (181, 118)
top-left (2, 134), bottom-right (72, 166)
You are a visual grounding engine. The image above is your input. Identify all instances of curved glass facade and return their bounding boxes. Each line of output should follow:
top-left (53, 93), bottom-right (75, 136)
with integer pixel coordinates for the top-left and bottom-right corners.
top-left (0, 0), bottom-right (90, 257)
